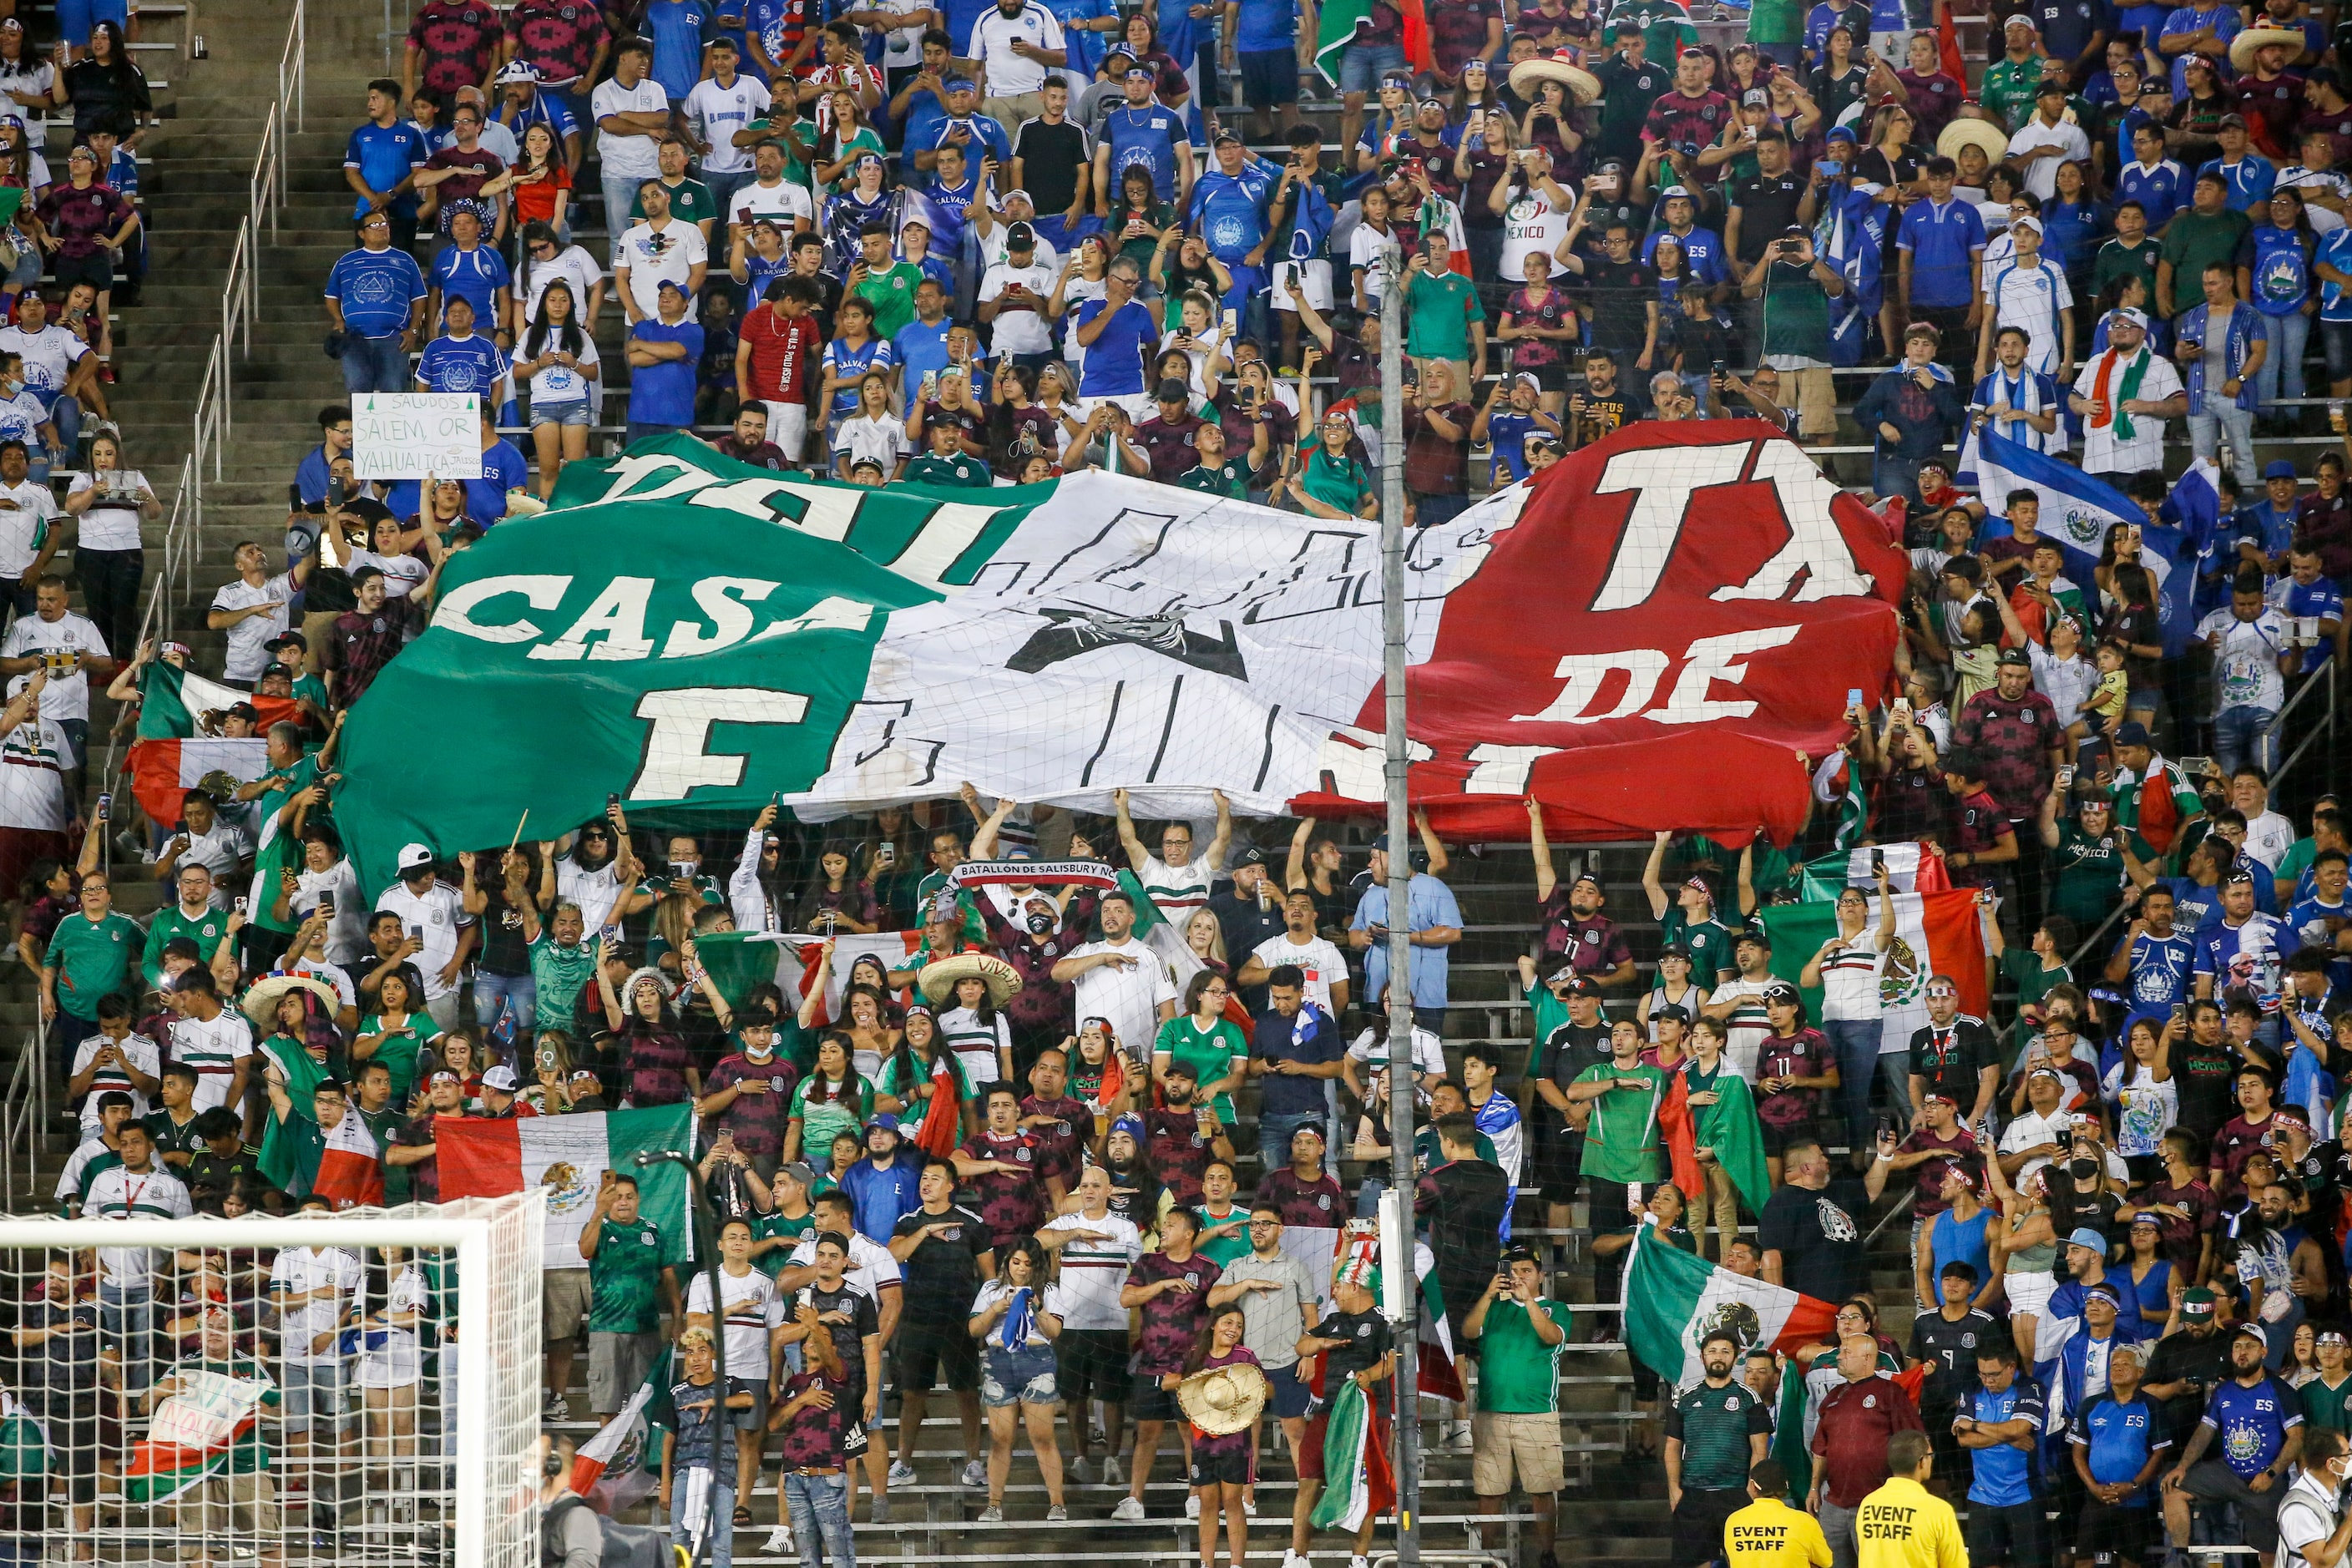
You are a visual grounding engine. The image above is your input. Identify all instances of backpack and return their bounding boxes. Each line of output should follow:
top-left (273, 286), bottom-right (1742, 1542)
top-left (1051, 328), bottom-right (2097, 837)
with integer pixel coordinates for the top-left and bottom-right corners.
top-left (541, 1493), bottom-right (678, 1568)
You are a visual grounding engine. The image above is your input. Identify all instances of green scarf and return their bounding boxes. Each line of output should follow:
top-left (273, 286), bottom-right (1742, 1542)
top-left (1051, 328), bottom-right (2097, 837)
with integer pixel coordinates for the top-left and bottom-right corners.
top-left (2096, 343), bottom-right (2152, 443)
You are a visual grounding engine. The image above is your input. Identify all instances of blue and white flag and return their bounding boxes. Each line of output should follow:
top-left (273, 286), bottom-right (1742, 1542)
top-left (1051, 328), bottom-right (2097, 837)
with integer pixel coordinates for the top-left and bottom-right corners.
top-left (1818, 185), bottom-right (1884, 369)
top-left (2159, 457), bottom-right (2228, 655)
top-left (1970, 429), bottom-right (2138, 592)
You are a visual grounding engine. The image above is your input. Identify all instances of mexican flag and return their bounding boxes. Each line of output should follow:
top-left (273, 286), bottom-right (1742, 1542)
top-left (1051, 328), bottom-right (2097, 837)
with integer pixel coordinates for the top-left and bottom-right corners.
top-left (1313, 0), bottom-right (1432, 88)
top-left (124, 1369), bottom-right (271, 1503)
top-left (781, 930), bottom-right (923, 1024)
top-left (1307, 1374), bottom-right (1395, 1530)
top-left (256, 1035), bottom-right (331, 1193)
top-left (1416, 1241), bottom-right (1462, 1401)
top-left (0, 1391), bottom-right (43, 1485)
top-left (435, 1105), bottom-right (696, 1272)
top-left (1755, 889), bottom-right (1990, 1050)
top-left (270, 1104), bottom-right (387, 1211)
top-left (1621, 1225), bottom-right (1838, 1390)
top-left (1118, 870), bottom-right (1252, 1031)
top-left (1793, 843), bottom-right (1952, 902)
top-left (134, 661), bottom-right (301, 742)
top-left (569, 1380), bottom-right (657, 1496)
top-left (1692, 1074), bottom-right (1771, 1217)
top-left (691, 929), bottom-right (797, 1018)
top-left (124, 736), bottom-right (272, 827)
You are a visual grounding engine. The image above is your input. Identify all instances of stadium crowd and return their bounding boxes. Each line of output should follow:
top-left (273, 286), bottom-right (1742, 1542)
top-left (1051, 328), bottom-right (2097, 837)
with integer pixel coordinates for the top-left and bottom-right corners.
top-left (3, 0), bottom-right (2352, 1565)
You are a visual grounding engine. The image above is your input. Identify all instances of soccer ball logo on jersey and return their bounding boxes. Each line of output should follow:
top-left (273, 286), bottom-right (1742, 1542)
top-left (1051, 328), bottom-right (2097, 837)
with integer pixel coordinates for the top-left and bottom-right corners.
top-left (1816, 1197), bottom-right (1858, 1242)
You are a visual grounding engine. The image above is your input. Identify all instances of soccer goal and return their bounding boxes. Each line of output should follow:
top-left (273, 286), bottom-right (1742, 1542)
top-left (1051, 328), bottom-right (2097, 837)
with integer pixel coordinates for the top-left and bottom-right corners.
top-left (0, 1192), bottom-right (544, 1567)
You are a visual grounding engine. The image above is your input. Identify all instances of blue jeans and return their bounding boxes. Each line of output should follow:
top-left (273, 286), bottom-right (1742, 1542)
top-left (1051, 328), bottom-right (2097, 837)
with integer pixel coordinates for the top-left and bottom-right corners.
top-left (341, 331), bottom-right (412, 395)
top-left (471, 970), bottom-right (538, 1053)
top-left (1823, 1017), bottom-right (1884, 1149)
top-left (100, 1281), bottom-right (153, 1395)
top-left (48, 391), bottom-right (81, 459)
top-left (1338, 41), bottom-right (1407, 94)
top-left (702, 167), bottom-right (753, 227)
top-left (785, 1471), bottom-right (854, 1568)
top-left (670, 1474), bottom-right (736, 1568)
top-left (1257, 1110), bottom-right (1323, 1172)
top-left (2254, 310), bottom-right (2309, 410)
top-left (2188, 404), bottom-right (2256, 479)
top-left (2213, 703), bottom-right (2279, 776)
top-left (1872, 453), bottom-right (1923, 505)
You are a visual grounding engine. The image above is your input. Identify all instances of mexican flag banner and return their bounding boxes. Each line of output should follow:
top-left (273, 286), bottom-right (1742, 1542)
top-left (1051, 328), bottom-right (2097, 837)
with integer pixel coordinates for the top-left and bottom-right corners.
top-left (268, 1103), bottom-right (387, 1211)
top-left (782, 931), bottom-right (924, 1024)
top-left (1755, 889), bottom-right (1990, 1050)
top-left (435, 1105), bottom-right (695, 1271)
top-left (1313, 0), bottom-right (1432, 88)
top-left (124, 736), bottom-right (271, 827)
top-left (331, 428), bottom-right (1907, 894)
top-left (256, 1034), bottom-right (331, 1193)
top-left (124, 1369), bottom-right (272, 1503)
top-left (1793, 842), bottom-right (1952, 902)
top-left (1307, 1374), bottom-right (1395, 1530)
top-left (134, 661), bottom-right (301, 741)
top-left (1622, 1224), bottom-right (1838, 1389)
top-left (1692, 1073), bottom-right (1771, 1217)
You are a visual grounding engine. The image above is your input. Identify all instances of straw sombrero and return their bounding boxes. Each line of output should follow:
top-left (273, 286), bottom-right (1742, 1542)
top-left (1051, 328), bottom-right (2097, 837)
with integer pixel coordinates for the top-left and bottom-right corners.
top-left (1508, 48), bottom-right (1602, 106)
top-left (1176, 1362), bottom-right (1270, 1436)
top-left (1936, 116), bottom-right (2011, 164)
top-left (918, 951), bottom-right (1023, 1007)
top-left (2229, 26), bottom-right (2306, 73)
top-left (240, 972), bottom-right (344, 1025)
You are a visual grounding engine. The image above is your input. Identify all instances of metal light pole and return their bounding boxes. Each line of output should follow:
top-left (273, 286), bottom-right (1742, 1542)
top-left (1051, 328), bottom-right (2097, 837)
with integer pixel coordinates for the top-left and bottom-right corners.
top-left (639, 1148), bottom-right (725, 1568)
top-left (1378, 250), bottom-right (1421, 1568)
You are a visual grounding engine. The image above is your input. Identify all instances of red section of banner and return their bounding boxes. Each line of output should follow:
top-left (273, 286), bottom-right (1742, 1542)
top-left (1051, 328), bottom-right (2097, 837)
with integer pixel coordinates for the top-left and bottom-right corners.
top-left (1919, 889), bottom-right (1993, 1020)
top-left (432, 1117), bottom-right (527, 1197)
top-left (1289, 423), bottom-right (1909, 844)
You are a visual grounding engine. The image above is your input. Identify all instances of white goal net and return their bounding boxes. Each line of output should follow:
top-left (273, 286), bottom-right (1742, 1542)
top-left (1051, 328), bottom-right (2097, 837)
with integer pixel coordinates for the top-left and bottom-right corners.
top-left (0, 1193), bottom-right (544, 1567)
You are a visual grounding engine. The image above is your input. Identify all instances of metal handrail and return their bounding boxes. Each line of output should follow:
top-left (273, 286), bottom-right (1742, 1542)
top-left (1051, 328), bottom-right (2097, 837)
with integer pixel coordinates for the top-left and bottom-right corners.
top-left (279, 0), bottom-right (306, 136)
top-left (2270, 654), bottom-right (2340, 796)
top-left (250, 104), bottom-right (280, 249)
top-left (2, 1012), bottom-right (48, 1209)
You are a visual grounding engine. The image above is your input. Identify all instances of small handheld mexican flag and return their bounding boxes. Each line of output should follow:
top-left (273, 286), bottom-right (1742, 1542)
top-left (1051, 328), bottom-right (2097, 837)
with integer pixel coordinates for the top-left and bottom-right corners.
top-left (1313, 0), bottom-right (1433, 87)
top-left (1621, 1225), bottom-right (1838, 1390)
top-left (1307, 1374), bottom-right (1395, 1530)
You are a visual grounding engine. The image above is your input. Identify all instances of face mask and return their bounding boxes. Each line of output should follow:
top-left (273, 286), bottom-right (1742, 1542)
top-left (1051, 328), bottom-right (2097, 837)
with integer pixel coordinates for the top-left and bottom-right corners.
top-left (1025, 913), bottom-right (1056, 936)
top-left (2070, 1156), bottom-right (2099, 1181)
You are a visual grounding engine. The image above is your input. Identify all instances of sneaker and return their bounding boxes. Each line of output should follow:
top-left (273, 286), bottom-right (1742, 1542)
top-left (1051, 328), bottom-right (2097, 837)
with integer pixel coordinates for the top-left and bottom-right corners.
top-left (962, 1459), bottom-right (988, 1488)
top-left (888, 1461), bottom-right (919, 1487)
top-left (869, 1498), bottom-right (892, 1526)
top-left (1447, 1422), bottom-right (1472, 1454)
top-left (1112, 1495), bottom-right (1146, 1521)
top-left (1242, 1494), bottom-right (1257, 1517)
top-left (763, 1527), bottom-right (794, 1556)
top-left (1186, 1495), bottom-right (1201, 1520)
top-left (1283, 1554), bottom-right (1313, 1568)
top-left (977, 1505), bottom-right (1004, 1524)
top-left (1352, 1555), bottom-right (1372, 1568)
top-left (1046, 1505), bottom-right (1068, 1521)
top-left (1067, 1457), bottom-right (1095, 1486)
top-left (541, 1393), bottom-right (569, 1421)
top-left (1101, 1456), bottom-right (1123, 1487)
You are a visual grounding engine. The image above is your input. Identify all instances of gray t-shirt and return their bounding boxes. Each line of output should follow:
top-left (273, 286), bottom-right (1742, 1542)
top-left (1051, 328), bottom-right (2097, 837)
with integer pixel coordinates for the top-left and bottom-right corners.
top-left (1216, 1251), bottom-right (1318, 1370)
top-left (2199, 304), bottom-right (2233, 392)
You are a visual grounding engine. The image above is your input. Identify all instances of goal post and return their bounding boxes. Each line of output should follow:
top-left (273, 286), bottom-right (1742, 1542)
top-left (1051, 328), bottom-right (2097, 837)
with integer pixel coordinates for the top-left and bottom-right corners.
top-left (0, 1191), bottom-right (545, 1568)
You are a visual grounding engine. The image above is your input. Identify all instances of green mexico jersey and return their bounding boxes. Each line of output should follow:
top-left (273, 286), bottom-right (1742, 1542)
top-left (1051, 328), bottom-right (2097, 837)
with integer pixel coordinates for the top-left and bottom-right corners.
top-left (46, 912), bottom-right (142, 1014)
top-left (1660, 908), bottom-right (1737, 984)
top-left (1177, 459), bottom-right (1251, 498)
top-left (904, 453), bottom-right (992, 488)
top-left (1571, 1061), bottom-right (1670, 1185)
top-left (1474, 1297), bottom-right (1574, 1413)
top-left (144, 903), bottom-right (229, 989)
top-left (632, 177), bottom-right (716, 230)
top-left (1667, 1379), bottom-right (1767, 1490)
top-left (589, 1216), bottom-right (669, 1333)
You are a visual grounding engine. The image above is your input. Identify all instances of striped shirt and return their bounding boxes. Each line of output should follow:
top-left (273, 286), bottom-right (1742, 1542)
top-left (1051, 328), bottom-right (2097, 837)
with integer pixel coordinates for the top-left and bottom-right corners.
top-left (168, 1008), bottom-right (255, 1113)
top-left (1712, 976), bottom-right (1777, 1083)
top-left (0, 716), bottom-right (67, 832)
top-left (938, 1004), bottom-right (1010, 1087)
top-left (1041, 1209), bottom-right (1143, 1329)
top-left (83, 1161), bottom-right (192, 1285)
top-left (69, 1031), bottom-right (161, 1131)
top-left (685, 1264), bottom-right (781, 1379)
top-left (1818, 934), bottom-right (1886, 1022)
top-left (1985, 258), bottom-right (2074, 375)
top-left (1137, 852), bottom-right (1217, 917)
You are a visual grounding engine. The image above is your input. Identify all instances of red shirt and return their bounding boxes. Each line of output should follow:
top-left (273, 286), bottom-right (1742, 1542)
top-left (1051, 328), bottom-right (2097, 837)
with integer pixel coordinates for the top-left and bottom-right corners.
top-left (741, 303), bottom-right (822, 400)
top-left (1810, 1374), bottom-right (1923, 1506)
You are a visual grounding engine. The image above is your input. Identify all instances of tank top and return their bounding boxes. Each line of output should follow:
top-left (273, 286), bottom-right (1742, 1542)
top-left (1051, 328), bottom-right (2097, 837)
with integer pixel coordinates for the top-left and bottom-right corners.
top-left (2006, 1206), bottom-right (2057, 1276)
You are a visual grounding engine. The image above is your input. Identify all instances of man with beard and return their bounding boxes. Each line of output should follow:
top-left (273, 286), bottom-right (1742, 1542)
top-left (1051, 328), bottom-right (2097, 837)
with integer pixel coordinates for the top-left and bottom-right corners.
top-left (546, 809), bottom-right (650, 935)
top-left (1016, 1045), bottom-right (1090, 1210)
top-left (1665, 1328), bottom-right (1771, 1568)
top-left (2162, 1321), bottom-right (2304, 1565)
top-left (1531, 802), bottom-right (1637, 989)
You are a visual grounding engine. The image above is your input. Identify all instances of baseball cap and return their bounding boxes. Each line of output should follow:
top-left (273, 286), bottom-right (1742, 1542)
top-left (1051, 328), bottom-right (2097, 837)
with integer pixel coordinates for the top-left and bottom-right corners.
top-left (397, 842), bottom-right (435, 872)
top-left (493, 58), bottom-right (542, 84)
top-left (482, 1065), bottom-right (520, 1093)
top-left (1742, 88), bottom-right (1769, 106)
top-left (1997, 646), bottom-right (2033, 666)
top-left (1214, 127), bottom-right (1244, 145)
top-left (779, 1161), bottom-right (818, 1189)
top-left (2218, 112), bottom-right (2248, 129)
top-left (2234, 1322), bottom-right (2271, 1348)
top-left (2003, 10), bottom-right (2036, 24)
top-left (1005, 219), bottom-right (1037, 248)
top-left (2066, 1227), bottom-right (2108, 1253)
top-left (1570, 869), bottom-right (1606, 893)
top-left (2112, 307), bottom-right (2151, 331)
top-left (2113, 719), bottom-right (2152, 746)
top-left (1234, 845), bottom-right (1268, 867)
top-left (867, 1111), bottom-right (902, 1135)
top-left (2010, 215), bottom-right (2043, 235)
top-left (2035, 78), bottom-right (2068, 97)
top-left (656, 278), bottom-right (688, 296)
top-left (1515, 371), bottom-right (1543, 393)
top-left (2179, 1287), bottom-right (2217, 1318)
top-left (2265, 458), bottom-right (2299, 479)
top-left (999, 188), bottom-right (1033, 207)
top-left (1651, 1002), bottom-right (1692, 1025)
top-left (1660, 185), bottom-right (1693, 200)
top-left (1555, 974), bottom-right (1601, 998)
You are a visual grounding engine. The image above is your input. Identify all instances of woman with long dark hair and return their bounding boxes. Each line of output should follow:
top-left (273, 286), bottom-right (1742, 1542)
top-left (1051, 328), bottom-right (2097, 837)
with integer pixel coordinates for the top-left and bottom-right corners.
top-left (784, 1030), bottom-right (872, 1165)
top-left (792, 841), bottom-right (879, 934)
top-left (61, 430), bottom-right (154, 652)
top-left (875, 1002), bottom-right (974, 1140)
top-left (598, 965), bottom-right (698, 1106)
top-left (967, 1237), bottom-right (1069, 1521)
top-left (938, 970), bottom-right (1012, 1091)
top-left (56, 21), bottom-right (149, 145)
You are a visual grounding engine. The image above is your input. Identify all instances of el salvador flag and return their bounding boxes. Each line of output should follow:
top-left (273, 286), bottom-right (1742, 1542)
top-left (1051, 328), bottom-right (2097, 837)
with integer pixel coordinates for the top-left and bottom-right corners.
top-left (1970, 430), bottom-right (2199, 656)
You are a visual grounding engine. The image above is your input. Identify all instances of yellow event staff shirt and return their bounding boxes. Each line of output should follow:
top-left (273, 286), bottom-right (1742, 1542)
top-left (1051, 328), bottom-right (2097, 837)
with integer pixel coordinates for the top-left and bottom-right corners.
top-left (1723, 1495), bottom-right (1832, 1568)
top-left (1855, 1475), bottom-right (1966, 1568)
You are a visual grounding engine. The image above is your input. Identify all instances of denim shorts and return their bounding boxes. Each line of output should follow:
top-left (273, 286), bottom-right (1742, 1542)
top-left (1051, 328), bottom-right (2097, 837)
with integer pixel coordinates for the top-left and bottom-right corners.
top-left (1338, 40), bottom-right (1407, 94)
top-left (529, 400), bottom-right (593, 429)
top-left (281, 1361), bottom-right (346, 1428)
top-left (979, 1340), bottom-right (1059, 1408)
